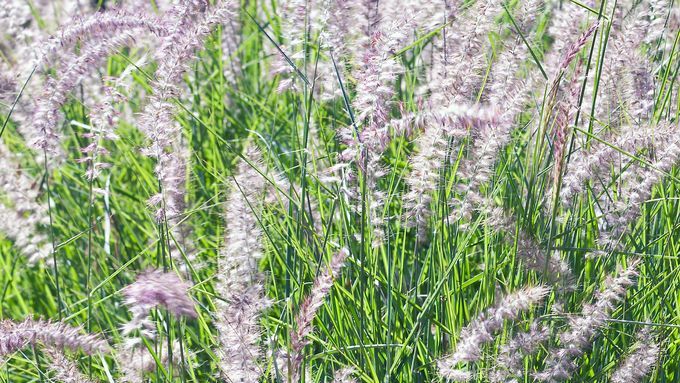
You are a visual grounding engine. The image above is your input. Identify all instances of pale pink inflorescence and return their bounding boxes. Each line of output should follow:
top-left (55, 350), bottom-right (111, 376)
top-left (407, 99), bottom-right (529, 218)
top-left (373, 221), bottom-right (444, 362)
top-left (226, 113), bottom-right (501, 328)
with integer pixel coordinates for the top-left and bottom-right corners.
top-left (559, 122), bottom-right (675, 211)
top-left (0, 318), bottom-right (109, 357)
top-left (403, 105), bottom-right (501, 239)
top-left (598, 128), bottom-right (680, 250)
top-left (426, 0), bottom-right (501, 106)
top-left (138, 0), bottom-right (234, 222)
top-left (489, 321), bottom-right (551, 383)
top-left (43, 346), bottom-right (99, 383)
top-left (559, 0), bottom-right (672, 217)
top-left (118, 268), bottom-right (194, 383)
top-left (117, 338), bottom-right (183, 383)
top-left (543, 0), bottom-right (589, 81)
top-left (220, 0), bottom-right (243, 85)
top-left (214, 146), bottom-right (277, 382)
top-left (403, 0), bottom-right (548, 239)
top-left (545, 63), bottom-right (583, 213)
top-left (135, 0), bottom-right (238, 274)
top-left (534, 259), bottom-right (640, 382)
top-left (31, 32), bottom-right (140, 153)
top-left (610, 327), bottom-right (660, 383)
top-left (290, 248), bottom-right (350, 380)
top-left (26, 6), bottom-right (166, 155)
top-left (37, 10), bottom-right (166, 69)
top-left (323, 0), bottom-right (366, 64)
top-left (437, 285), bottom-right (550, 381)
top-left (0, 142), bottom-right (52, 263)
top-left (451, 0), bottom-right (542, 224)
top-left (594, 0), bottom-right (659, 125)
top-left (78, 83), bottom-right (124, 181)
top-left (332, 14), bottom-right (414, 247)
top-left (269, 0), bottom-right (310, 93)
top-left (121, 269), bottom-right (196, 336)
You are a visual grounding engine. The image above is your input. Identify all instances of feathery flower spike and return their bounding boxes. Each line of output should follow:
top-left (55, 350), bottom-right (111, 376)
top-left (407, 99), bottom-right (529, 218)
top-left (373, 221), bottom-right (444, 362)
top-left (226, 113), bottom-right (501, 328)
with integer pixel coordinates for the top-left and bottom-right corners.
top-left (610, 327), bottom-right (659, 383)
top-left (43, 346), bottom-right (99, 383)
top-left (437, 285), bottom-right (550, 381)
top-left (0, 318), bottom-right (109, 357)
top-left (0, 142), bottom-right (52, 263)
top-left (214, 146), bottom-right (277, 382)
top-left (290, 248), bottom-right (350, 381)
top-left (535, 259), bottom-right (640, 382)
top-left (489, 321), bottom-right (551, 383)
top-left (122, 269), bottom-right (196, 336)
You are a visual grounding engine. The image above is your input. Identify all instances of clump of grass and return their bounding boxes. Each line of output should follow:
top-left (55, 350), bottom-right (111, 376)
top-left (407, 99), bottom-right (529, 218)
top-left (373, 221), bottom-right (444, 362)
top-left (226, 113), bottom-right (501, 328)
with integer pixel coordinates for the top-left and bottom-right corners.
top-left (0, 0), bottom-right (677, 382)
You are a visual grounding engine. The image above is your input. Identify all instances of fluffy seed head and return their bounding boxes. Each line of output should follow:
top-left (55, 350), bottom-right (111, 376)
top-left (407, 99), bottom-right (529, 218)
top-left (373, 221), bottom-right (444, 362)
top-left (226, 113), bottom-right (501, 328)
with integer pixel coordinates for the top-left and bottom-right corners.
top-left (0, 318), bottom-right (109, 356)
top-left (123, 269), bottom-right (196, 319)
top-left (610, 327), bottom-right (660, 383)
top-left (437, 285), bottom-right (550, 378)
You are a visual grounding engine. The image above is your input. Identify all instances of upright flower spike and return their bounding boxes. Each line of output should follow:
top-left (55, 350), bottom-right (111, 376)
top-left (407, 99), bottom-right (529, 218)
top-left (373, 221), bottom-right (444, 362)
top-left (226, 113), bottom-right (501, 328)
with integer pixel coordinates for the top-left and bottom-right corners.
top-left (451, 41), bottom-right (537, 223)
top-left (544, 0), bottom-right (588, 80)
top-left (0, 142), bottom-right (52, 264)
top-left (290, 248), bottom-right (350, 381)
top-left (0, 318), bottom-right (109, 357)
top-left (403, 105), bottom-right (501, 240)
top-left (535, 260), bottom-right (640, 382)
top-left (138, 0), bottom-right (235, 222)
top-left (270, 0), bottom-right (309, 93)
top-left (332, 15), bottom-right (413, 247)
top-left (437, 285), bottom-right (550, 382)
top-left (426, 0), bottom-right (502, 105)
top-left (79, 83), bottom-right (123, 181)
top-left (610, 327), bottom-right (660, 383)
top-left (220, 0), bottom-right (243, 85)
top-left (324, 0), bottom-right (366, 63)
top-left (402, 0), bottom-right (502, 239)
top-left (214, 146), bottom-right (276, 382)
top-left (595, 1), bottom-right (659, 125)
top-left (546, 63), bottom-right (583, 212)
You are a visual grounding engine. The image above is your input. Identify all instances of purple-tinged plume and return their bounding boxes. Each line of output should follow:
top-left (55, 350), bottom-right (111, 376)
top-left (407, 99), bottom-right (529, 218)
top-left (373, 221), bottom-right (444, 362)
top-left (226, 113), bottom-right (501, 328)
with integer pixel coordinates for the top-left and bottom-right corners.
top-left (79, 84), bottom-right (123, 181)
top-left (403, 105), bottom-right (501, 241)
top-left (559, 122), bottom-right (675, 211)
top-left (0, 318), bottom-right (109, 356)
top-left (43, 346), bottom-right (99, 383)
top-left (121, 269), bottom-right (196, 336)
top-left (290, 248), bottom-right (350, 381)
top-left (37, 10), bottom-right (165, 69)
top-left (31, 32), bottom-right (140, 153)
top-left (610, 327), bottom-right (659, 383)
top-left (437, 285), bottom-right (550, 381)
top-left (214, 146), bottom-right (276, 382)
top-left (535, 259), bottom-right (640, 382)
top-left (598, 126), bottom-right (680, 249)
top-left (138, 1), bottom-right (235, 222)
top-left (489, 321), bottom-right (551, 383)
top-left (0, 142), bottom-right (52, 264)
